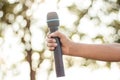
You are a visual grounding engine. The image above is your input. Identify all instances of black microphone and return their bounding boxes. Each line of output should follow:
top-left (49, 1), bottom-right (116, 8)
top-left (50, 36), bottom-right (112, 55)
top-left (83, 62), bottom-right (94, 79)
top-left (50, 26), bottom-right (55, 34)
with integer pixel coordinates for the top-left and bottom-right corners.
top-left (47, 12), bottom-right (65, 77)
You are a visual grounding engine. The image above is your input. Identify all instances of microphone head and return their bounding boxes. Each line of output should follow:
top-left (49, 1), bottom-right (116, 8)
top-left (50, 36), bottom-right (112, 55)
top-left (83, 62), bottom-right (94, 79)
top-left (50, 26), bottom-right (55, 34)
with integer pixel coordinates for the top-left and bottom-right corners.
top-left (47, 12), bottom-right (59, 28)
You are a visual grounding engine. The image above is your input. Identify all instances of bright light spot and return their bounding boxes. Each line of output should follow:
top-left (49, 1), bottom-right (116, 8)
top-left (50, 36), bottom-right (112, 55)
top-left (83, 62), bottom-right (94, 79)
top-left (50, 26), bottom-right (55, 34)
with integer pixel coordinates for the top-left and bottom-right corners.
top-left (58, 8), bottom-right (78, 30)
top-left (8, 0), bottom-right (18, 4)
top-left (99, 25), bottom-right (116, 36)
top-left (32, 52), bottom-right (40, 60)
top-left (31, 0), bottom-right (58, 20)
top-left (109, 12), bottom-right (117, 20)
top-left (16, 61), bottom-right (30, 80)
top-left (1, 26), bottom-right (25, 68)
top-left (25, 0), bottom-right (32, 8)
top-left (45, 0), bottom-right (58, 12)
top-left (77, 16), bottom-right (98, 39)
top-left (14, 3), bottom-right (23, 14)
top-left (111, 62), bottom-right (120, 70)
top-left (96, 61), bottom-right (107, 67)
top-left (58, 0), bottom-right (74, 7)
top-left (0, 37), bottom-right (3, 45)
top-left (88, 8), bottom-right (98, 17)
top-left (118, 10), bottom-right (120, 22)
top-left (91, 68), bottom-right (111, 80)
top-left (40, 59), bottom-right (51, 70)
top-left (93, 0), bottom-right (103, 10)
top-left (20, 20), bottom-right (27, 28)
top-left (80, 36), bottom-right (93, 43)
top-left (98, 25), bottom-right (116, 42)
top-left (65, 67), bottom-right (91, 80)
top-left (24, 32), bottom-right (31, 42)
top-left (12, 22), bottom-right (20, 32)
top-left (36, 71), bottom-right (48, 80)
top-left (110, 62), bottom-right (120, 80)
top-left (43, 50), bottom-right (52, 58)
top-left (6, 13), bottom-right (15, 23)
top-left (17, 29), bottom-right (24, 38)
top-left (30, 26), bottom-right (45, 51)
top-left (15, 15), bottom-right (24, 24)
top-left (36, 59), bottom-right (51, 80)
top-left (71, 34), bottom-right (80, 42)
top-left (98, 12), bottom-right (117, 25)
top-left (3, 26), bottom-right (15, 43)
top-left (118, 30), bottom-right (120, 36)
top-left (75, 0), bottom-right (91, 11)
top-left (26, 9), bottom-right (32, 17)
top-left (32, 52), bottom-right (40, 70)
top-left (71, 57), bottom-right (86, 67)
top-left (0, 11), bottom-right (3, 18)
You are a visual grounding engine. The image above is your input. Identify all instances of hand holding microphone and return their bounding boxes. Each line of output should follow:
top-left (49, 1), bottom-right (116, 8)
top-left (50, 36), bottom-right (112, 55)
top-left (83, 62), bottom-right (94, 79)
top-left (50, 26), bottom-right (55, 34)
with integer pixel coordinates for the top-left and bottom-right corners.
top-left (47, 31), bottom-right (70, 55)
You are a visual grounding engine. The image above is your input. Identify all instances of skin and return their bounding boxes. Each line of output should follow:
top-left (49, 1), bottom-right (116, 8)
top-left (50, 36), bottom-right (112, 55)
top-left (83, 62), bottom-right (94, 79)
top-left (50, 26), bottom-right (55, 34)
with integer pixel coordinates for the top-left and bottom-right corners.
top-left (47, 31), bottom-right (120, 62)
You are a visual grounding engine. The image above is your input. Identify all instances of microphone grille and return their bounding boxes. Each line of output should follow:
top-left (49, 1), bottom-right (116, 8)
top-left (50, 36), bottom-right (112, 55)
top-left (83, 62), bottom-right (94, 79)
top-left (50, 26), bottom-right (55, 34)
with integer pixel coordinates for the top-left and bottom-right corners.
top-left (47, 12), bottom-right (59, 27)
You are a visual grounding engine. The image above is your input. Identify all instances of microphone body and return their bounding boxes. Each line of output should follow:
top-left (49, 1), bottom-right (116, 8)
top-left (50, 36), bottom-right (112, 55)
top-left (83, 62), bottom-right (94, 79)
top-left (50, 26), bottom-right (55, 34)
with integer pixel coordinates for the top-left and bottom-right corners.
top-left (47, 12), bottom-right (65, 77)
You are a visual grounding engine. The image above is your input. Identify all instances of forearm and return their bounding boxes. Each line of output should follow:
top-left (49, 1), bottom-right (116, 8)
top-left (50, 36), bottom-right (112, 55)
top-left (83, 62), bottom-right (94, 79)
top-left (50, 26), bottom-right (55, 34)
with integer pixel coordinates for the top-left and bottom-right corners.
top-left (69, 42), bottom-right (120, 62)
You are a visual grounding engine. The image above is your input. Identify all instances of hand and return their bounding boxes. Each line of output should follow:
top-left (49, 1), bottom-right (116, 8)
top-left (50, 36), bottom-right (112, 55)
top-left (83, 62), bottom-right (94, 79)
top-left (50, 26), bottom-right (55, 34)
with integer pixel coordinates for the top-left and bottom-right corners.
top-left (46, 31), bottom-right (72, 55)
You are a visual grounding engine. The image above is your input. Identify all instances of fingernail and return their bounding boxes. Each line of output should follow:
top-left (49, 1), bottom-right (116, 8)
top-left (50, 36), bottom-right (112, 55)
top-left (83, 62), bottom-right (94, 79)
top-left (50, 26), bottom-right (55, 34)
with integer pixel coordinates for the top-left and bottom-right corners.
top-left (55, 43), bottom-right (57, 46)
top-left (53, 39), bottom-right (56, 42)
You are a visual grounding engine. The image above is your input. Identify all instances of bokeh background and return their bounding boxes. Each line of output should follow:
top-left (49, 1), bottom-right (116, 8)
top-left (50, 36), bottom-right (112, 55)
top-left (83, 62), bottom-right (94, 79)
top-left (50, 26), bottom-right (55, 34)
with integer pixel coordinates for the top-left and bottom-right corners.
top-left (0, 0), bottom-right (120, 80)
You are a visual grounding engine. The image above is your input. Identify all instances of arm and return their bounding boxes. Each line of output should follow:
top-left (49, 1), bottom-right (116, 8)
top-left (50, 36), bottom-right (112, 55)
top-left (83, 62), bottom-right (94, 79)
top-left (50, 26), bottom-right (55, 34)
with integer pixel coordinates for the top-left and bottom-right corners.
top-left (47, 31), bottom-right (120, 62)
top-left (69, 42), bottom-right (120, 62)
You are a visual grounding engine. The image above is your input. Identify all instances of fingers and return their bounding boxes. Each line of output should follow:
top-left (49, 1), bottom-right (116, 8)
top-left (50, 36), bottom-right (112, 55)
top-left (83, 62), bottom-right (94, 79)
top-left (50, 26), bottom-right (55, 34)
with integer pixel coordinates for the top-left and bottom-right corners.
top-left (49, 47), bottom-right (55, 51)
top-left (47, 38), bottom-right (56, 43)
top-left (47, 42), bottom-right (57, 47)
top-left (46, 31), bottom-right (64, 51)
top-left (46, 34), bottom-right (57, 51)
top-left (47, 41), bottom-right (57, 51)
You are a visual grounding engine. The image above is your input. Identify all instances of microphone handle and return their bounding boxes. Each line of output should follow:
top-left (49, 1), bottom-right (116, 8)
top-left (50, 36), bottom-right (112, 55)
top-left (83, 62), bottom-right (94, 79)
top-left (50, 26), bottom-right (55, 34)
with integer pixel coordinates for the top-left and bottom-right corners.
top-left (53, 37), bottom-right (65, 77)
top-left (54, 37), bottom-right (65, 77)
top-left (49, 26), bottom-right (65, 77)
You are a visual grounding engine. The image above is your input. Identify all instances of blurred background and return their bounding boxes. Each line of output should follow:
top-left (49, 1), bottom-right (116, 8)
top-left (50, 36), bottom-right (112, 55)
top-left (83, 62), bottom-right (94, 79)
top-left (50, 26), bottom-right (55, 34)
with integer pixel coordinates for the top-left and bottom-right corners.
top-left (0, 0), bottom-right (120, 80)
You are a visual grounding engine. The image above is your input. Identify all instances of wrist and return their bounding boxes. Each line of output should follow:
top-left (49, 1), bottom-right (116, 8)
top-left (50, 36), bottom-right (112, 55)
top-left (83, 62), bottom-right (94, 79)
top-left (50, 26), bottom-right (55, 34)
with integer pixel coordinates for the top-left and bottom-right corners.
top-left (68, 41), bottom-right (75, 56)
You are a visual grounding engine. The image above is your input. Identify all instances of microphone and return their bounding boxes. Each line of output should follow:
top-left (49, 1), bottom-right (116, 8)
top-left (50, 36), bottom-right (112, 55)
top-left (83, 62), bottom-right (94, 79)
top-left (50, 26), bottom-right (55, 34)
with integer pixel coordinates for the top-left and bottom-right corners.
top-left (47, 12), bottom-right (65, 77)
